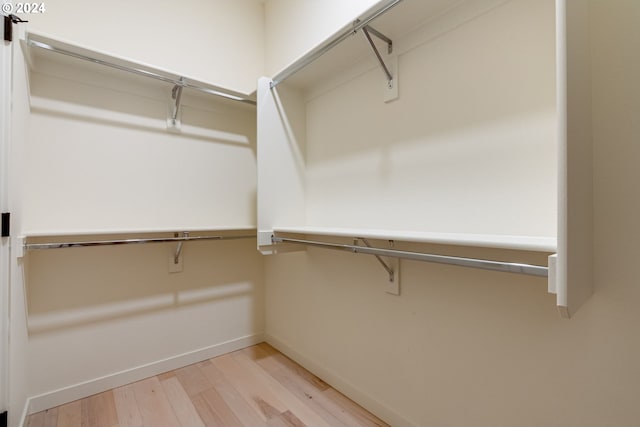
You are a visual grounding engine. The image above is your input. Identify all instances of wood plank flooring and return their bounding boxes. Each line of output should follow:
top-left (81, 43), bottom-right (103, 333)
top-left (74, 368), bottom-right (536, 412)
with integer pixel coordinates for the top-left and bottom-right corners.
top-left (26, 343), bottom-right (389, 427)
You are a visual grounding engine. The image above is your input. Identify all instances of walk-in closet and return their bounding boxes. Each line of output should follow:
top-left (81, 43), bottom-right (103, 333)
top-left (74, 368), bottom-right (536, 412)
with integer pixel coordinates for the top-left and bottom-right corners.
top-left (1, 0), bottom-right (639, 426)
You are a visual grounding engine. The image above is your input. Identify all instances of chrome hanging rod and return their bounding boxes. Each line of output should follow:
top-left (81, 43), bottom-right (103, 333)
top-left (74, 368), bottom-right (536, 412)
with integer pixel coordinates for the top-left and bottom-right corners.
top-left (24, 233), bottom-right (255, 251)
top-left (27, 38), bottom-right (257, 105)
top-left (270, 0), bottom-right (403, 88)
top-left (272, 236), bottom-right (548, 278)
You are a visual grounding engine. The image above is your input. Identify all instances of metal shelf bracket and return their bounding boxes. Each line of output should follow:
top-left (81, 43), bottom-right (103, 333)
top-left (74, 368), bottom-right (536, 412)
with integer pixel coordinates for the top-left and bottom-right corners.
top-left (355, 237), bottom-right (395, 282)
top-left (362, 25), bottom-right (394, 88)
top-left (174, 231), bottom-right (189, 264)
top-left (168, 78), bottom-right (185, 131)
top-left (355, 237), bottom-right (400, 295)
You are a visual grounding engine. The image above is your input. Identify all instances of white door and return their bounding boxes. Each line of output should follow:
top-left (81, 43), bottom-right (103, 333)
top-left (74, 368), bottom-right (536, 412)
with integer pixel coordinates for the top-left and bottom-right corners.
top-left (0, 14), bottom-right (12, 417)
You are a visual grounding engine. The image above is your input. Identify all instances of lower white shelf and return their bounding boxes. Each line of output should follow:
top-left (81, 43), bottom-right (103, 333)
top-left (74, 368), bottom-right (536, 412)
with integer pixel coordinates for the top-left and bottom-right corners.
top-left (273, 226), bottom-right (557, 253)
top-left (22, 226), bottom-right (257, 238)
top-left (263, 226), bottom-right (554, 297)
top-left (19, 227), bottom-right (257, 257)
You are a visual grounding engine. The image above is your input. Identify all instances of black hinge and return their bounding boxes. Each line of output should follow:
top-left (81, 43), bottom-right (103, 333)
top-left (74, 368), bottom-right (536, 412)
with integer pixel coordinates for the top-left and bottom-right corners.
top-left (1, 213), bottom-right (9, 237)
top-left (3, 15), bottom-right (11, 42)
top-left (0, 411), bottom-right (7, 427)
top-left (4, 14), bottom-right (29, 42)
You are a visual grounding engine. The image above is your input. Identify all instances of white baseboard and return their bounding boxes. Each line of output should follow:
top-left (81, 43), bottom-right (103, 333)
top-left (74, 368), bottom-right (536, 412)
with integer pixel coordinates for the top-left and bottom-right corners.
top-left (264, 333), bottom-right (416, 427)
top-left (25, 333), bottom-right (413, 426)
top-left (26, 333), bottom-right (264, 416)
top-left (17, 399), bottom-right (30, 427)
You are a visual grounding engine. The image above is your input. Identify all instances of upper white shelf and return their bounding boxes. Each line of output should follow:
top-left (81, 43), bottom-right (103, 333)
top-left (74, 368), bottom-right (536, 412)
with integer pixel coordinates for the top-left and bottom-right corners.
top-left (22, 31), bottom-right (256, 105)
top-left (273, 226), bottom-right (557, 253)
top-left (270, 0), bottom-right (499, 91)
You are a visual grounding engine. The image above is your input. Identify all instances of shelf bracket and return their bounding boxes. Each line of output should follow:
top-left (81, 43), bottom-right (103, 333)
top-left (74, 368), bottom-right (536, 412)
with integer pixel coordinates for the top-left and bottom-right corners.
top-left (355, 238), bottom-right (394, 281)
top-left (354, 238), bottom-right (400, 294)
top-left (364, 25), bottom-right (393, 55)
top-left (168, 78), bottom-right (185, 131)
top-left (353, 237), bottom-right (400, 295)
top-left (362, 25), bottom-right (394, 88)
top-left (174, 231), bottom-right (188, 264)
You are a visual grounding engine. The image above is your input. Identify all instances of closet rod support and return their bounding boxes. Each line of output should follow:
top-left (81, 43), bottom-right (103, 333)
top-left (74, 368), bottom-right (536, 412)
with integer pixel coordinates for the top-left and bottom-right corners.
top-left (362, 26), bottom-right (393, 87)
top-left (167, 77), bottom-right (185, 130)
top-left (364, 25), bottom-right (392, 54)
top-left (355, 238), bottom-right (395, 282)
top-left (269, 0), bottom-right (402, 88)
top-left (174, 231), bottom-right (188, 264)
top-left (171, 80), bottom-right (184, 123)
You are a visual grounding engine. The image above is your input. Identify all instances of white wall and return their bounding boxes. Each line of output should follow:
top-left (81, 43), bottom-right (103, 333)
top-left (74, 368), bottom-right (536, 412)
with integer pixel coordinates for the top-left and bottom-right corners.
top-left (23, 0), bottom-right (264, 95)
top-left (264, 0), bottom-right (378, 76)
top-left (263, 0), bottom-right (640, 426)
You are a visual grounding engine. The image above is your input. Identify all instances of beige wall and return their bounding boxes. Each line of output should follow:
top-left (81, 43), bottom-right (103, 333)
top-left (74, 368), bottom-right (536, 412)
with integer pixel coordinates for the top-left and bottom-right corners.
top-left (8, 0), bottom-right (640, 426)
top-left (25, 237), bottom-right (264, 402)
top-left (263, 1), bottom-right (640, 426)
top-left (263, 0), bottom-right (379, 76)
top-left (22, 68), bottom-right (258, 234)
top-left (17, 59), bottom-right (265, 415)
top-left (303, 0), bottom-right (556, 237)
top-left (9, 2), bottom-right (266, 423)
top-left (592, 2), bottom-right (640, 292)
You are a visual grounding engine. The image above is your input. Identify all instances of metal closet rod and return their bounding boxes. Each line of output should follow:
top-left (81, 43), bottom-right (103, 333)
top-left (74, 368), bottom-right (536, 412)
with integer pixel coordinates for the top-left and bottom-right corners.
top-left (272, 236), bottom-right (549, 278)
top-left (27, 39), bottom-right (257, 105)
top-left (24, 233), bottom-right (256, 251)
top-left (270, 0), bottom-right (403, 88)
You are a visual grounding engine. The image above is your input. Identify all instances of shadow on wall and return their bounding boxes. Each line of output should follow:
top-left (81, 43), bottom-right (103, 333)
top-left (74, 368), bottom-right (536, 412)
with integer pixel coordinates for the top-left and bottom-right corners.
top-left (23, 238), bottom-right (264, 335)
top-left (27, 63), bottom-right (257, 150)
top-left (302, 0), bottom-right (556, 163)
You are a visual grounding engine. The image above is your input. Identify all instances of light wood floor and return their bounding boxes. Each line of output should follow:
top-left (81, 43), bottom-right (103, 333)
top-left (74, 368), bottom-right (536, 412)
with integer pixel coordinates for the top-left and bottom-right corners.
top-left (26, 343), bottom-right (389, 427)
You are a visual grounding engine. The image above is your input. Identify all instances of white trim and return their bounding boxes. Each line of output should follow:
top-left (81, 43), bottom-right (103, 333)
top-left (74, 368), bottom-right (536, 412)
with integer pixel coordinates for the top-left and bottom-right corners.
top-left (26, 333), bottom-right (264, 414)
top-left (274, 226), bottom-right (557, 253)
top-left (264, 333), bottom-right (416, 427)
top-left (18, 400), bottom-right (29, 427)
top-left (21, 225), bottom-right (256, 238)
top-left (0, 18), bottom-right (12, 415)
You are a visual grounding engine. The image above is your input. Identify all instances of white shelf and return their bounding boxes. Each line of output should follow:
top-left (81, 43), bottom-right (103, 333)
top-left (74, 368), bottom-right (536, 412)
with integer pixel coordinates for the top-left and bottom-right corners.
top-left (22, 226), bottom-right (257, 238)
top-left (259, 0), bottom-right (593, 316)
top-left (271, 0), bottom-right (508, 92)
top-left (22, 31), bottom-right (256, 105)
top-left (274, 226), bottom-right (556, 252)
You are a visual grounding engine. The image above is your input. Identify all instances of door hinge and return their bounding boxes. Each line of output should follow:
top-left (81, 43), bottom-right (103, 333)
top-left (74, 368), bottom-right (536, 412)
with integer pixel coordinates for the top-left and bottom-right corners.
top-left (3, 15), bottom-right (10, 42)
top-left (1, 213), bottom-right (9, 237)
top-left (4, 14), bottom-right (29, 42)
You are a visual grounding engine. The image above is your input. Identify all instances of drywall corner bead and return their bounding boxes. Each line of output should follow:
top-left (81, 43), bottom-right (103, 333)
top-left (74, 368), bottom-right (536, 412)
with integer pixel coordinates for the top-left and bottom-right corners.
top-left (15, 236), bottom-right (25, 259)
top-left (547, 254), bottom-right (557, 294)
